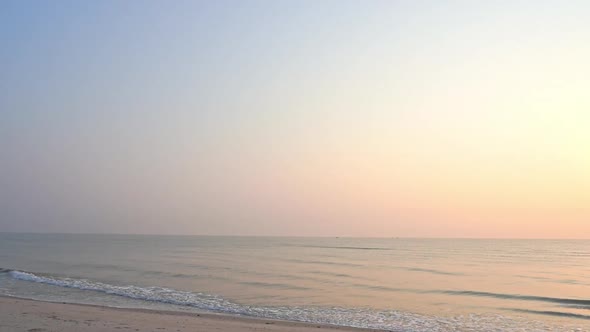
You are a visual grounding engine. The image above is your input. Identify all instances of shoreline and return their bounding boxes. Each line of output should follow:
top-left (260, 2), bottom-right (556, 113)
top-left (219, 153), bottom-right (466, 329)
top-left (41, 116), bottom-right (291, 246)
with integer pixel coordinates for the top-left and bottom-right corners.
top-left (0, 295), bottom-right (384, 332)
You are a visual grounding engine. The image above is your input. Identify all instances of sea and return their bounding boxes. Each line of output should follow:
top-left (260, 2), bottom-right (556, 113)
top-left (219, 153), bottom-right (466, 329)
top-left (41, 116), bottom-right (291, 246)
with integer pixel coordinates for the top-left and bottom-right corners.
top-left (1, 233), bottom-right (589, 331)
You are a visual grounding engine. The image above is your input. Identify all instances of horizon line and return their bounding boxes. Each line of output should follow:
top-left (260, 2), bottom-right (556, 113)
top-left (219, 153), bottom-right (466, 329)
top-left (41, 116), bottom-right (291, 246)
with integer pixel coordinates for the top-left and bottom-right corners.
top-left (0, 231), bottom-right (588, 240)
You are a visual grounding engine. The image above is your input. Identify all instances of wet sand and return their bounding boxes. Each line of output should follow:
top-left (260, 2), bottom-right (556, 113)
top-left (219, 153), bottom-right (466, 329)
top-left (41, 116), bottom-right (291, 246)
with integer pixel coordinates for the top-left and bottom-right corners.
top-left (0, 296), bottom-right (383, 332)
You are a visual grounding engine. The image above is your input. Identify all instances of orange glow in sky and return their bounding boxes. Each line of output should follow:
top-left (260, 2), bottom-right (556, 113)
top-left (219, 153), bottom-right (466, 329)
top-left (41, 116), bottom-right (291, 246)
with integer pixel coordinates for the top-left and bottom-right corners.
top-left (1, 1), bottom-right (589, 237)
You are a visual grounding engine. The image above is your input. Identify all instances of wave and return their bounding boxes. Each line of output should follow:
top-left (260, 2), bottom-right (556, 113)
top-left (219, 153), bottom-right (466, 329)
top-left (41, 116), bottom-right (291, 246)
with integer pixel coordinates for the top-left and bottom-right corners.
top-left (292, 245), bottom-right (392, 251)
top-left (503, 308), bottom-right (590, 320)
top-left (305, 270), bottom-right (359, 279)
top-left (237, 281), bottom-right (313, 291)
top-left (3, 268), bottom-right (573, 332)
top-left (515, 275), bottom-right (587, 286)
top-left (405, 267), bottom-right (463, 276)
top-left (436, 290), bottom-right (590, 307)
top-left (282, 258), bottom-right (365, 267)
top-left (7, 270), bottom-right (235, 311)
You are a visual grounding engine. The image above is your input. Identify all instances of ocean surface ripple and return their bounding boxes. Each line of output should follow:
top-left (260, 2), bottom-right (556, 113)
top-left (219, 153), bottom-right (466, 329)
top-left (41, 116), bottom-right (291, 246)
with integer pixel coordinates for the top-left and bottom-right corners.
top-left (1, 235), bottom-right (589, 332)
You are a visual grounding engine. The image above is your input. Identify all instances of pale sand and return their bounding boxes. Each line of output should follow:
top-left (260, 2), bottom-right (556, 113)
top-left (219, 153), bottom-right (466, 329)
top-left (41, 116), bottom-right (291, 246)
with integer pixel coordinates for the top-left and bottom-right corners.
top-left (0, 296), bottom-right (384, 332)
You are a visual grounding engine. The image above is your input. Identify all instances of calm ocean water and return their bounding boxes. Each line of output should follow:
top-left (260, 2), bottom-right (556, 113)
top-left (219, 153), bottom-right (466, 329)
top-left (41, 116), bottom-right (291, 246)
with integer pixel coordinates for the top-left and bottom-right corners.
top-left (1, 234), bottom-right (589, 331)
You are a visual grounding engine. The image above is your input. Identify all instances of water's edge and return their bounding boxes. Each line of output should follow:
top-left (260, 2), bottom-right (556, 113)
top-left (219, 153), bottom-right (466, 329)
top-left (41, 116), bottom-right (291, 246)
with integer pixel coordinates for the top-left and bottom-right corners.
top-left (0, 294), bottom-right (380, 331)
top-left (0, 268), bottom-right (440, 331)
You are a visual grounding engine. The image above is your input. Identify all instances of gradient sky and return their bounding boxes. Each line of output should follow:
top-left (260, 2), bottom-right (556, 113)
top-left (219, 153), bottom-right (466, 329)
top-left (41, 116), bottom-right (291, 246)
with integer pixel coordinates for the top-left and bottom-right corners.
top-left (1, 1), bottom-right (589, 238)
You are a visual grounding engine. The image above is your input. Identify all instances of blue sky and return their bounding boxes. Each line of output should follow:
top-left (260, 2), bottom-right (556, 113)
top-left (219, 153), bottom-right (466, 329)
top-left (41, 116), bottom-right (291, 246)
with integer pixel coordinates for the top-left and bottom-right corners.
top-left (2, 1), bottom-right (589, 237)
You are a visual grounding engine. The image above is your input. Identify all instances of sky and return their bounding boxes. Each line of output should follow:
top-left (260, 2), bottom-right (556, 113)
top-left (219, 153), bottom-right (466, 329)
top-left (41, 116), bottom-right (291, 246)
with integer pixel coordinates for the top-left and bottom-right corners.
top-left (1, 1), bottom-right (589, 238)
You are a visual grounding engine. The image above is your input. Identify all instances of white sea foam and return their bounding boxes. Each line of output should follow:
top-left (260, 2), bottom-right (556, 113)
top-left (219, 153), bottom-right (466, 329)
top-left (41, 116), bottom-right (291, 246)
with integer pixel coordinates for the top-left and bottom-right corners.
top-left (6, 269), bottom-right (575, 332)
top-left (9, 270), bottom-right (233, 311)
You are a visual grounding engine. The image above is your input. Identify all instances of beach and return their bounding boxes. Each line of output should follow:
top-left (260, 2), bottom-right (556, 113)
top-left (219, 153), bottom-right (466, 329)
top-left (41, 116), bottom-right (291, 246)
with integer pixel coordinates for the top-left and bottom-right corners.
top-left (3, 0), bottom-right (589, 331)
top-left (0, 296), bottom-right (381, 332)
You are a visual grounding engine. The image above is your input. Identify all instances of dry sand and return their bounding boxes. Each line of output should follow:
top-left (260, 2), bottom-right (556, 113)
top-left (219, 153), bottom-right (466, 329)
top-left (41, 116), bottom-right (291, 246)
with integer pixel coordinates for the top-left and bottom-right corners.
top-left (0, 296), bottom-right (384, 332)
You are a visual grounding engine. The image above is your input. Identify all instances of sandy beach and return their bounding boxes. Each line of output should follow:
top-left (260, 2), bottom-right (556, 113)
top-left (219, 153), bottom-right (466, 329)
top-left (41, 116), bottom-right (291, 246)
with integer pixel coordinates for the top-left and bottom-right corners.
top-left (0, 296), bottom-right (383, 332)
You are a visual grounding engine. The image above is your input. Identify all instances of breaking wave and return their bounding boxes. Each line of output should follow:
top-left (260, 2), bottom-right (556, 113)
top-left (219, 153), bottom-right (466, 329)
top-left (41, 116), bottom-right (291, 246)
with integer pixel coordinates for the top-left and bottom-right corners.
top-left (1, 268), bottom-right (580, 331)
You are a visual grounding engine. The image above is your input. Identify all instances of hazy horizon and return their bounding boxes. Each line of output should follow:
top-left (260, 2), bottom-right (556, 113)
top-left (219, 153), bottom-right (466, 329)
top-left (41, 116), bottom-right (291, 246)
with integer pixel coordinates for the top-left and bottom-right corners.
top-left (2, 231), bottom-right (590, 241)
top-left (2, 1), bottom-right (589, 238)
